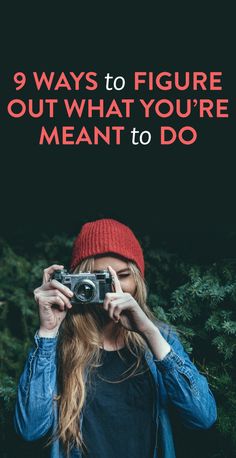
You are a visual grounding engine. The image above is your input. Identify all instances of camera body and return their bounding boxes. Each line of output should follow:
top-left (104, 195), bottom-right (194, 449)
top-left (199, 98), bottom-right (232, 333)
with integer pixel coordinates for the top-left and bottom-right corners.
top-left (52, 269), bottom-right (112, 305)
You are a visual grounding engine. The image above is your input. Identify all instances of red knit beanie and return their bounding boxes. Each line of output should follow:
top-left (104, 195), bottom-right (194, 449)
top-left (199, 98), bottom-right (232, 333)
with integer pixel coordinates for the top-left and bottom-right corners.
top-left (70, 219), bottom-right (145, 276)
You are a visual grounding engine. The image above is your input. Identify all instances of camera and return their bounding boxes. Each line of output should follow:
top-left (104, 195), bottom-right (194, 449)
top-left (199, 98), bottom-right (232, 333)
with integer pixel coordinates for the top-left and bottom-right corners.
top-left (51, 269), bottom-right (113, 305)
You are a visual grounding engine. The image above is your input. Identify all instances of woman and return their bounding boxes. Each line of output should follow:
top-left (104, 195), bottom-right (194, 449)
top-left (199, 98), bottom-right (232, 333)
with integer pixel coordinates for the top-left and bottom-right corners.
top-left (14, 218), bottom-right (217, 458)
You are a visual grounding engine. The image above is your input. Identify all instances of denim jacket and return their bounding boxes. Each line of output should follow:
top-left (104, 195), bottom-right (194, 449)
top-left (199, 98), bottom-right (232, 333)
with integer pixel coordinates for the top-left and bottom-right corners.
top-left (14, 324), bottom-right (217, 458)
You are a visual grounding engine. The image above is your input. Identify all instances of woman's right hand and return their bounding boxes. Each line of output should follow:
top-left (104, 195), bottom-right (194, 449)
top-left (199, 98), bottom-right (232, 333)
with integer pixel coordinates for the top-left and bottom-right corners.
top-left (34, 264), bottom-right (74, 335)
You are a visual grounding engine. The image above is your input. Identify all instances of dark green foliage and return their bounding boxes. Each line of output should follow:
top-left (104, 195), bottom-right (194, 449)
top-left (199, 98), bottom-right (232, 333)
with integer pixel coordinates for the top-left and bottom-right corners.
top-left (144, 241), bottom-right (236, 457)
top-left (0, 235), bottom-right (236, 457)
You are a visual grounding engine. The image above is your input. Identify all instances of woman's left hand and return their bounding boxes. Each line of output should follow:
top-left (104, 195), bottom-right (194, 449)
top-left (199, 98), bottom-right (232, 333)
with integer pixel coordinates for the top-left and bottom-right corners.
top-left (103, 266), bottom-right (154, 335)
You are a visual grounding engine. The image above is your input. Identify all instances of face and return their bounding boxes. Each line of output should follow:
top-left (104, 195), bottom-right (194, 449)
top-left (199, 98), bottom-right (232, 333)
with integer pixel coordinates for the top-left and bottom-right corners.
top-left (93, 256), bottom-right (136, 296)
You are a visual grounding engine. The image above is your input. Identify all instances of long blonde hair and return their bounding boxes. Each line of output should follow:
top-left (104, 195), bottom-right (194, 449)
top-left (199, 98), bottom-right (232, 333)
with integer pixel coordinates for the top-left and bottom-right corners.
top-left (47, 257), bottom-right (157, 456)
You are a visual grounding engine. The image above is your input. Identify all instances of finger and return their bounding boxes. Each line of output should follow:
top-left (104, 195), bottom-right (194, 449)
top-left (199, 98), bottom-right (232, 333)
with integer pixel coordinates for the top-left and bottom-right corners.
top-left (43, 264), bottom-right (64, 284)
top-left (112, 296), bottom-right (136, 311)
top-left (103, 296), bottom-right (109, 311)
top-left (110, 298), bottom-right (132, 316)
top-left (103, 292), bottom-right (121, 310)
top-left (107, 303), bottom-right (121, 323)
top-left (110, 297), bottom-right (129, 307)
top-left (108, 301), bottom-right (116, 320)
top-left (40, 289), bottom-right (72, 308)
top-left (107, 266), bottom-right (123, 293)
top-left (105, 292), bottom-right (121, 300)
top-left (113, 304), bottom-right (122, 321)
top-left (50, 296), bottom-right (68, 312)
top-left (45, 279), bottom-right (74, 298)
top-left (43, 296), bottom-right (66, 312)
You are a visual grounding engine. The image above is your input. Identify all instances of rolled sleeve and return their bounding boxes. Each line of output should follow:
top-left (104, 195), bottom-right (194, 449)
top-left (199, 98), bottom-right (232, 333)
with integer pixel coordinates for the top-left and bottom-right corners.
top-left (154, 326), bottom-right (217, 429)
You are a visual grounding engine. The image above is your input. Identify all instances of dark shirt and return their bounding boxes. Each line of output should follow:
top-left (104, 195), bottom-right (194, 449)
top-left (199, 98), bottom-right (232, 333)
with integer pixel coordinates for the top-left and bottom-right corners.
top-left (82, 346), bottom-right (156, 458)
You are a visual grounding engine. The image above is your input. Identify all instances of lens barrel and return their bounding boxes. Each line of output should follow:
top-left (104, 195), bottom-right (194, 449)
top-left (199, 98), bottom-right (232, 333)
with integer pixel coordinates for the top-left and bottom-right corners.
top-left (74, 279), bottom-right (96, 303)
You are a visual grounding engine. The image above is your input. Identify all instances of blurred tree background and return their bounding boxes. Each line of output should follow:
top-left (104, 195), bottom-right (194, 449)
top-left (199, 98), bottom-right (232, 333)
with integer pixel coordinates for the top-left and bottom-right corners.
top-left (0, 233), bottom-right (236, 458)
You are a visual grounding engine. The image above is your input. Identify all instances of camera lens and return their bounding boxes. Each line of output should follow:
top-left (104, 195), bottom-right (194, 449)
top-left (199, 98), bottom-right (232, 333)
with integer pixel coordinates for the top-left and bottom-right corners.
top-left (74, 280), bottom-right (96, 303)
